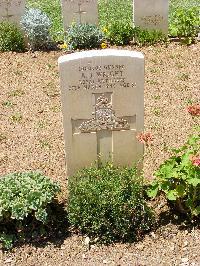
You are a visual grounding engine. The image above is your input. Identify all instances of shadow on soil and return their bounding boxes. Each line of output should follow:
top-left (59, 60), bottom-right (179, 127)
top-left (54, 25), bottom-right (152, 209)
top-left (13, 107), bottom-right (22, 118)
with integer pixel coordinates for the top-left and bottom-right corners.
top-left (2, 199), bottom-right (200, 251)
top-left (155, 205), bottom-right (200, 236)
top-left (25, 202), bottom-right (70, 249)
top-left (2, 201), bottom-right (71, 250)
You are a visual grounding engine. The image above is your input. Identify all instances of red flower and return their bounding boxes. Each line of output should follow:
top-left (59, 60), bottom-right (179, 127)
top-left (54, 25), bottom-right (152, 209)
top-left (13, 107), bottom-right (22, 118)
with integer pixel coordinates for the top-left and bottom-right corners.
top-left (136, 132), bottom-right (153, 145)
top-left (191, 155), bottom-right (200, 167)
top-left (186, 104), bottom-right (200, 116)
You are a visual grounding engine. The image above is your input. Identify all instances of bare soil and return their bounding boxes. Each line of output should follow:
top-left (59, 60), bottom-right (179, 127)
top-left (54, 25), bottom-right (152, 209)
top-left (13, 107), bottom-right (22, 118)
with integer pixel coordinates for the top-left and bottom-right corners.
top-left (0, 42), bottom-right (200, 266)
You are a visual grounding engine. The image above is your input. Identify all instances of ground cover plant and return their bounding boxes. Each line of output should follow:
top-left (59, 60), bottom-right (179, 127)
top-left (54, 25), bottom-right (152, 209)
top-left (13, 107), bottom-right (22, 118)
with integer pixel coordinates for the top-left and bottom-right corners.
top-left (133, 27), bottom-right (167, 46)
top-left (0, 172), bottom-right (60, 249)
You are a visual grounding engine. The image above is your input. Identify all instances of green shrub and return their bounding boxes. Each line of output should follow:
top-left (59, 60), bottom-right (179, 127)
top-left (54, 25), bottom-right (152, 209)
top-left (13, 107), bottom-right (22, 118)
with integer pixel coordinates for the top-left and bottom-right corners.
top-left (0, 172), bottom-right (60, 249)
top-left (0, 21), bottom-right (25, 52)
top-left (147, 134), bottom-right (200, 218)
top-left (105, 21), bottom-right (134, 45)
top-left (66, 23), bottom-right (105, 50)
top-left (133, 27), bottom-right (167, 46)
top-left (68, 163), bottom-right (154, 244)
top-left (169, 6), bottom-right (200, 44)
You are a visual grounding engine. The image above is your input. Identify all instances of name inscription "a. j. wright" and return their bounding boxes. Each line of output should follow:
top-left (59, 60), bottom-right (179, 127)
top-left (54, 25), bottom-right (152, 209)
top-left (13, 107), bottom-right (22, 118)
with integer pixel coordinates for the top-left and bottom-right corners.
top-left (68, 64), bottom-right (137, 91)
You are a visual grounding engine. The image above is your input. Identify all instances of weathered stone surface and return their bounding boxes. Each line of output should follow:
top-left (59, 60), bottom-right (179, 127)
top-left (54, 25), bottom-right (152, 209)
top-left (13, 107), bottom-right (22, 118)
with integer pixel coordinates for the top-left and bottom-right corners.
top-left (133, 0), bottom-right (169, 35)
top-left (59, 49), bottom-right (144, 176)
top-left (61, 0), bottom-right (98, 30)
top-left (0, 0), bottom-right (25, 25)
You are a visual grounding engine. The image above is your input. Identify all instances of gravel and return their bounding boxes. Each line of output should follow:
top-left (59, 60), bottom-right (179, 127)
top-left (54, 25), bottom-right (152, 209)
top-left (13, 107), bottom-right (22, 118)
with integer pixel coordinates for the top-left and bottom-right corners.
top-left (0, 42), bottom-right (200, 265)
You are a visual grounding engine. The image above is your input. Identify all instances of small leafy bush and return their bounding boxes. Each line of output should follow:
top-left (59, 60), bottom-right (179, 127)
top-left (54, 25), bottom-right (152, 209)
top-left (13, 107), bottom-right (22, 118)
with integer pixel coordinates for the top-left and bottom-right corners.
top-left (21, 8), bottom-right (52, 50)
top-left (68, 163), bottom-right (154, 243)
top-left (147, 134), bottom-right (200, 218)
top-left (0, 172), bottom-right (60, 249)
top-left (105, 21), bottom-right (134, 45)
top-left (133, 27), bottom-right (167, 46)
top-left (66, 23), bottom-right (105, 50)
top-left (169, 6), bottom-right (200, 44)
top-left (0, 21), bottom-right (25, 52)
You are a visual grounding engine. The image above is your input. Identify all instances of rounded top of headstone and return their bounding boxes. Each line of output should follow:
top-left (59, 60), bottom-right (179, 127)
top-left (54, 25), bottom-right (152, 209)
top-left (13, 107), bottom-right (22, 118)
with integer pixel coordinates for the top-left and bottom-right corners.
top-left (58, 49), bottom-right (144, 64)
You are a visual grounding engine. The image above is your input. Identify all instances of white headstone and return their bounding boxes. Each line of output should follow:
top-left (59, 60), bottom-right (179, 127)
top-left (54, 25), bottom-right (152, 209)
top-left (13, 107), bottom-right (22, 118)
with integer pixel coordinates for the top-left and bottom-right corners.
top-left (133, 0), bottom-right (169, 35)
top-left (59, 49), bottom-right (144, 176)
top-left (0, 0), bottom-right (25, 25)
top-left (61, 0), bottom-right (98, 30)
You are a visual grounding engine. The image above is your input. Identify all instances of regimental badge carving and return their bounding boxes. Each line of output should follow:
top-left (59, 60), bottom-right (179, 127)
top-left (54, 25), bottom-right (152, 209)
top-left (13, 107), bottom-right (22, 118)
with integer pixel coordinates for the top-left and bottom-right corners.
top-left (79, 95), bottom-right (130, 133)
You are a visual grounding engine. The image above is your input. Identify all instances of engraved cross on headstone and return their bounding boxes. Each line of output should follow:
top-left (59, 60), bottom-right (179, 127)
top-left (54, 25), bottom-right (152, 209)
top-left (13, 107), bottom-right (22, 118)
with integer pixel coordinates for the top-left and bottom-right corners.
top-left (72, 93), bottom-right (136, 164)
top-left (74, 3), bottom-right (86, 24)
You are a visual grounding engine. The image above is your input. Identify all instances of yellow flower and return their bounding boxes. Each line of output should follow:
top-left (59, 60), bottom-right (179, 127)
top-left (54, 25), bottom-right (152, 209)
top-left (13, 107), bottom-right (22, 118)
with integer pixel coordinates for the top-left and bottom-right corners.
top-left (101, 42), bottom-right (107, 49)
top-left (60, 43), bottom-right (68, 49)
top-left (102, 27), bottom-right (108, 33)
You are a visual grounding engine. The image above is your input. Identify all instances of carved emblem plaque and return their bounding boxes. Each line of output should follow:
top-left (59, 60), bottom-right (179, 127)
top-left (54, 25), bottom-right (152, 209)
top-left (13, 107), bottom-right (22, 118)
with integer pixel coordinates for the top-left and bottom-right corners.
top-left (79, 95), bottom-right (130, 133)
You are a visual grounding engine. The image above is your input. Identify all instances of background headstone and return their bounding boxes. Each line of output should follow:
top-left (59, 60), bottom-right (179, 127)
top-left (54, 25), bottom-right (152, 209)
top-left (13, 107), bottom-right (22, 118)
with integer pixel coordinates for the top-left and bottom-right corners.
top-left (61, 0), bottom-right (98, 30)
top-left (0, 0), bottom-right (26, 25)
top-left (133, 0), bottom-right (169, 35)
top-left (59, 49), bottom-right (144, 176)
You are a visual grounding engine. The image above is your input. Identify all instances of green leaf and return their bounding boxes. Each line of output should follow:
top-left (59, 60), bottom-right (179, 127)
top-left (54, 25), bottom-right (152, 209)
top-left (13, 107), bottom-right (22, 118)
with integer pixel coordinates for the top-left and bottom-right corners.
top-left (147, 184), bottom-right (159, 198)
top-left (176, 184), bottom-right (185, 197)
top-left (187, 178), bottom-right (200, 187)
top-left (166, 190), bottom-right (177, 201)
top-left (35, 208), bottom-right (48, 223)
top-left (192, 206), bottom-right (200, 216)
top-left (161, 181), bottom-right (171, 192)
top-left (0, 233), bottom-right (14, 249)
top-left (155, 161), bottom-right (176, 179)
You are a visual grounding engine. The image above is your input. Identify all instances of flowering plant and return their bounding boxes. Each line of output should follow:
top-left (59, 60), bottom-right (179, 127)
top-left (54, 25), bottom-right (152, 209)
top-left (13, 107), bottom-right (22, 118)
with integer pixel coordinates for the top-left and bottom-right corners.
top-left (137, 132), bottom-right (153, 146)
top-left (59, 42), bottom-right (68, 50)
top-left (147, 133), bottom-right (200, 217)
top-left (186, 104), bottom-right (200, 117)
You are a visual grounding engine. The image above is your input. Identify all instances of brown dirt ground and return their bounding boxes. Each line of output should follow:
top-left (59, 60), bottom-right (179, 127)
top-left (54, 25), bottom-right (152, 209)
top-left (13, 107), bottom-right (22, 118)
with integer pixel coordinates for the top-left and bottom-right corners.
top-left (0, 42), bottom-right (200, 266)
